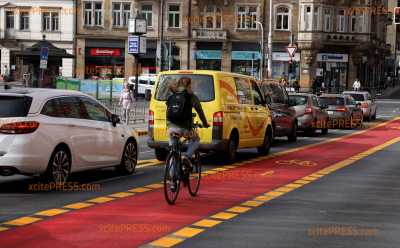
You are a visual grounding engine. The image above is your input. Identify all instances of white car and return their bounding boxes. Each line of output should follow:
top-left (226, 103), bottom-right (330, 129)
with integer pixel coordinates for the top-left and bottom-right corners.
top-left (0, 87), bottom-right (138, 183)
top-left (342, 91), bottom-right (377, 120)
top-left (128, 74), bottom-right (156, 95)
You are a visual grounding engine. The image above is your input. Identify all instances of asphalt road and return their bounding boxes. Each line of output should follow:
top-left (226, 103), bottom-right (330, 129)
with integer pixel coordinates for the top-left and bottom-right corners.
top-left (0, 97), bottom-right (400, 247)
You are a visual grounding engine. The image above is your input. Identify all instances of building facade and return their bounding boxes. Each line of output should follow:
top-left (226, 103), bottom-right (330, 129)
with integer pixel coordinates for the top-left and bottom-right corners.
top-left (0, 0), bottom-right (75, 79)
top-left (386, 0), bottom-right (400, 78)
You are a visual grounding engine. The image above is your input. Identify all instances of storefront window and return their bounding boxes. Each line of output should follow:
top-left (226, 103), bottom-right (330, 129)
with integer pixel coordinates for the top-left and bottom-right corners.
top-left (85, 47), bottom-right (124, 79)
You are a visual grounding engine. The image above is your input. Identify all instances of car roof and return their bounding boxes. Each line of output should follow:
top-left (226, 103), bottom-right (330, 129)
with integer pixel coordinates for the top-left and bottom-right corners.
top-left (343, 91), bottom-right (368, 94)
top-left (319, 94), bottom-right (347, 98)
top-left (289, 93), bottom-right (314, 97)
top-left (0, 87), bottom-right (89, 114)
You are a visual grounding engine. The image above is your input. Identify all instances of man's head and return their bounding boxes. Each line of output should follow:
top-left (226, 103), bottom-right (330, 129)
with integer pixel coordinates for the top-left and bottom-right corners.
top-left (178, 77), bottom-right (191, 88)
top-left (168, 80), bottom-right (179, 92)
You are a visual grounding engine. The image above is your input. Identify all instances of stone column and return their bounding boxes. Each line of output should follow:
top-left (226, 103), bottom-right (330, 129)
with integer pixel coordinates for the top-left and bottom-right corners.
top-left (299, 49), bottom-right (317, 90)
top-left (190, 41), bottom-right (197, 69)
top-left (348, 50), bottom-right (362, 90)
top-left (75, 38), bottom-right (85, 79)
top-left (221, 41), bottom-right (231, 72)
top-left (179, 41), bottom-right (189, 70)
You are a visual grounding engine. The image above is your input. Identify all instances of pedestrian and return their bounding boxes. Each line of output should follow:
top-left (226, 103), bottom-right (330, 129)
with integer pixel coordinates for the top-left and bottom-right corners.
top-left (353, 78), bottom-right (361, 91)
top-left (293, 80), bottom-right (300, 92)
top-left (119, 82), bottom-right (135, 124)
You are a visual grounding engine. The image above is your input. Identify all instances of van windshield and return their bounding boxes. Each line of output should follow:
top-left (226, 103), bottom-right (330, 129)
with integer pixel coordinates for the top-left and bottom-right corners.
top-left (155, 74), bottom-right (215, 102)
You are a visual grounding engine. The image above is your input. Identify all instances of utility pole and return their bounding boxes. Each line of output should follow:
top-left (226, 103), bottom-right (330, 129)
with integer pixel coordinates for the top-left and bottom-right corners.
top-left (159, 0), bottom-right (165, 72)
top-left (255, 21), bottom-right (264, 80)
top-left (267, 0), bottom-right (273, 78)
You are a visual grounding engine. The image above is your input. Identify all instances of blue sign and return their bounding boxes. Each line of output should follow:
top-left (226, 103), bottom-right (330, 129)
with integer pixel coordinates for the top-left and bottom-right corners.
top-left (40, 47), bottom-right (49, 61)
top-left (128, 36), bottom-right (139, 54)
top-left (231, 51), bottom-right (261, 61)
top-left (195, 50), bottom-right (221, 60)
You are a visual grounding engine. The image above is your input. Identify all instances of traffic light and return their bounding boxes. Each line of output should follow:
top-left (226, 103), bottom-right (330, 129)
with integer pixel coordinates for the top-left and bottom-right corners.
top-left (395, 7), bottom-right (400, 24)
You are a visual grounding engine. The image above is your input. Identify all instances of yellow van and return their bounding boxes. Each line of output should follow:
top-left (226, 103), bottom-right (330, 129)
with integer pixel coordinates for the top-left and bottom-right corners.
top-left (147, 70), bottom-right (273, 162)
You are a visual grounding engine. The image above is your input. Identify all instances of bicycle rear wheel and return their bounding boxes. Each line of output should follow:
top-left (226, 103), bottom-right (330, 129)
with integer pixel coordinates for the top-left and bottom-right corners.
top-left (164, 153), bottom-right (180, 205)
top-left (188, 152), bottom-right (202, 197)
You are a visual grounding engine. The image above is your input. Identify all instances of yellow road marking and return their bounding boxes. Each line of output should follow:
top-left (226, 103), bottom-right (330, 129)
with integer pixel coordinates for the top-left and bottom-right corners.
top-left (254, 195), bottom-right (275, 202)
top-left (285, 183), bottom-right (303, 189)
top-left (173, 227), bottom-right (205, 238)
top-left (241, 200), bottom-right (263, 207)
top-left (274, 186), bottom-right (295, 193)
top-left (4, 216), bottom-right (41, 226)
top-left (193, 219), bottom-right (222, 228)
top-left (265, 191), bottom-right (285, 197)
top-left (211, 212), bottom-right (238, 220)
top-left (150, 236), bottom-right (184, 247)
top-left (203, 170), bottom-right (219, 174)
top-left (35, 209), bottom-right (69, 217)
top-left (109, 192), bottom-right (135, 198)
top-left (87, 197), bottom-right (114, 204)
top-left (302, 176), bottom-right (318, 181)
top-left (226, 206), bottom-right (252, 213)
top-left (294, 179), bottom-right (312, 184)
top-left (261, 170), bottom-right (275, 176)
top-left (212, 168), bottom-right (228, 172)
top-left (224, 165), bottom-right (238, 169)
top-left (64, 202), bottom-right (93, 209)
top-left (146, 183), bottom-right (164, 189)
top-left (128, 187), bottom-right (152, 193)
top-left (0, 226), bottom-right (8, 232)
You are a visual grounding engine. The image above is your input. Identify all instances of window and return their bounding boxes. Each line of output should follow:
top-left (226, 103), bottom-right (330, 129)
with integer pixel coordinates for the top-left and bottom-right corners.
top-left (303, 6), bottom-right (312, 31)
top-left (0, 96), bottom-right (32, 118)
top-left (276, 6), bottom-right (290, 31)
top-left (313, 6), bottom-right (320, 30)
top-left (237, 5), bottom-right (258, 30)
top-left (351, 13), bottom-right (364, 33)
top-left (292, 95), bottom-right (308, 106)
top-left (41, 99), bottom-right (64, 117)
top-left (251, 81), bottom-right (264, 105)
top-left (201, 5), bottom-right (222, 29)
top-left (337, 9), bottom-right (346, 32)
top-left (57, 97), bottom-right (86, 119)
top-left (6, 11), bottom-right (14, 29)
top-left (324, 9), bottom-right (331, 32)
top-left (312, 96), bottom-right (319, 107)
top-left (112, 2), bottom-right (131, 27)
top-left (42, 12), bottom-right (59, 32)
top-left (141, 4), bottom-right (152, 27)
top-left (20, 12), bottom-right (30, 30)
top-left (84, 1), bottom-right (103, 26)
top-left (80, 97), bottom-right (111, 122)
top-left (235, 78), bottom-right (252, 104)
top-left (168, 4), bottom-right (180, 28)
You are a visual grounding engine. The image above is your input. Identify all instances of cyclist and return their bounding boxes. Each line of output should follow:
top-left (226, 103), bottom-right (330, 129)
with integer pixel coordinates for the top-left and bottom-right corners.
top-left (166, 77), bottom-right (210, 164)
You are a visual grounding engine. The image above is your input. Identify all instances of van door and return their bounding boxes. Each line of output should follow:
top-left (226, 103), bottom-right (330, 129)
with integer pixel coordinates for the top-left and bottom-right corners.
top-left (249, 81), bottom-right (268, 146)
top-left (234, 77), bottom-right (253, 147)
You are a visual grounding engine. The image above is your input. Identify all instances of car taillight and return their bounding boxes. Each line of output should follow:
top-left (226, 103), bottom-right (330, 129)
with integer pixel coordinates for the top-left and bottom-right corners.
top-left (149, 110), bottom-right (154, 126)
top-left (304, 106), bottom-right (313, 114)
top-left (0, 121), bottom-right (40, 134)
top-left (213, 111), bottom-right (223, 127)
top-left (361, 102), bottom-right (369, 108)
top-left (336, 106), bottom-right (348, 112)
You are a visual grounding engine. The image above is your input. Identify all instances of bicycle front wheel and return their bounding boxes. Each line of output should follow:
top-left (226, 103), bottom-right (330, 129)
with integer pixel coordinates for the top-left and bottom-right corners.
top-left (188, 152), bottom-right (202, 197)
top-left (164, 153), bottom-right (180, 205)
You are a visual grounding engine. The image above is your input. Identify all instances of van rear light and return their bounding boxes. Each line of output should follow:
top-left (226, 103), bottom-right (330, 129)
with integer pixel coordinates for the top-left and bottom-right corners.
top-left (213, 111), bottom-right (223, 127)
top-left (304, 106), bottom-right (313, 114)
top-left (149, 110), bottom-right (154, 126)
top-left (0, 121), bottom-right (40, 134)
top-left (336, 106), bottom-right (348, 112)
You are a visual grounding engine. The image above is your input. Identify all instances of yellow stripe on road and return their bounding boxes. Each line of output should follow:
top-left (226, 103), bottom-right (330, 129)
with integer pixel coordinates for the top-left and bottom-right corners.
top-left (87, 197), bottom-right (115, 204)
top-left (64, 202), bottom-right (94, 209)
top-left (35, 209), bottom-right (69, 217)
top-left (4, 217), bottom-right (41, 226)
top-left (149, 236), bottom-right (184, 248)
top-left (193, 219), bottom-right (222, 228)
top-left (173, 227), bottom-right (205, 238)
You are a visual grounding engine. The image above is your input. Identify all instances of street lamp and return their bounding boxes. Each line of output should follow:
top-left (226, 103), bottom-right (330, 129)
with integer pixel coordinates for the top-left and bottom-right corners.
top-left (255, 21), bottom-right (264, 80)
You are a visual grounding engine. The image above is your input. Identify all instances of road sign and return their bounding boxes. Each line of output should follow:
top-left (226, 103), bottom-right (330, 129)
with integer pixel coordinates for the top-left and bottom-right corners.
top-left (40, 47), bottom-right (49, 69)
top-left (286, 45), bottom-right (297, 58)
top-left (128, 35), bottom-right (147, 55)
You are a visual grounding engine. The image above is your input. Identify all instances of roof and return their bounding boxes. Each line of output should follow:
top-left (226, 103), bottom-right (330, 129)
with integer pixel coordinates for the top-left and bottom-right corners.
top-left (320, 94), bottom-right (345, 98)
top-left (158, 70), bottom-right (256, 80)
top-left (14, 38), bottom-right (74, 58)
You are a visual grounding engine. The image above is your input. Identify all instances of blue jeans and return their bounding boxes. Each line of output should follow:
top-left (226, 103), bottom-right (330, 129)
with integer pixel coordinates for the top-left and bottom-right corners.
top-left (168, 126), bottom-right (200, 158)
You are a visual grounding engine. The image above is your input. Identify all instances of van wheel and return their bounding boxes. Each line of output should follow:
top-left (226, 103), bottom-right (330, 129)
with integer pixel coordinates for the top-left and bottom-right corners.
top-left (257, 129), bottom-right (271, 155)
top-left (118, 139), bottom-right (137, 174)
top-left (155, 148), bottom-right (168, 161)
top-left (42, 146), bottom-right (71, 183)
top-left (288, 122), bottom-right (298, 142)
top-left (225, 134), bottom-right (238, 163)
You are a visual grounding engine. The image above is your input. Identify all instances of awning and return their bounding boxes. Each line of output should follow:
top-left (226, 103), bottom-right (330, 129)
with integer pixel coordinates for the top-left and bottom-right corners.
top-left (232, 51), bottom-right (261, 61)
top-left (196, 50), bottom-right (221, 60)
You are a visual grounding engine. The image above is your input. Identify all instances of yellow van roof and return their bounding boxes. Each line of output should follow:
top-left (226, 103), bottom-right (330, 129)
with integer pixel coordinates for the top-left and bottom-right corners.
top-left (158, 70), bottom-right (256, 80)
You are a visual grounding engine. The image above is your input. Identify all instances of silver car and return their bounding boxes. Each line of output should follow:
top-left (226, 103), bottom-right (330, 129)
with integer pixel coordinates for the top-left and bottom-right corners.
top-left (342, 91), bottom-right (377, 120)
top-left (289, 93), bottom-right (329, 135)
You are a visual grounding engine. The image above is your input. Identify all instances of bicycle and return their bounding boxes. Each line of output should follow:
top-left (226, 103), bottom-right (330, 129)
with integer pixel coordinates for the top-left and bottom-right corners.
top-left (163, 122), bottom-right (204, 205)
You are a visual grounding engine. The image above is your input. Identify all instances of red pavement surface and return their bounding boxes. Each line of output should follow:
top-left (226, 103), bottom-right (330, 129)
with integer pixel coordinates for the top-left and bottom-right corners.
top-left (1, 120), bottom-right (400, 248)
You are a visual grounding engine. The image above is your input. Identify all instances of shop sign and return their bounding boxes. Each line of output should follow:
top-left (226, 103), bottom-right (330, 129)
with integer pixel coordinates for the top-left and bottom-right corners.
top-left (195, 50), bottom-right (221, 60)
top-left (231, 51), bottom-right (261, 61)
top-left (272, 52), bottom-right (300, 62)
top-left (128, 36), bottom-right (147, 55)
top-left (90, 48), bottom-right (121, 57)
top-left (317, 53), bottom-right (348, 62)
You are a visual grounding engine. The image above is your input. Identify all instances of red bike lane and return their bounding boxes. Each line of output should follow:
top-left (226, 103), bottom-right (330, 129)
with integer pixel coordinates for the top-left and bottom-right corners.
top-left (1, 120), bottom-right (400, 248)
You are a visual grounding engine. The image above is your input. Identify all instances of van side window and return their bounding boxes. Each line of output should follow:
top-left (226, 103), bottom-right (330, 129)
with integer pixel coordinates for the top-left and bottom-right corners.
top-left (251, 81), bottom-right (264, 105)
top-left (235, 78), bottom-right (252, 105)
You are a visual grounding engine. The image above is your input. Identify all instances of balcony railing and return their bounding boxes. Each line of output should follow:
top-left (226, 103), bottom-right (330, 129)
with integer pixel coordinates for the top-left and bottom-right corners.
top-left (192, 28), bottom-right (227, 40)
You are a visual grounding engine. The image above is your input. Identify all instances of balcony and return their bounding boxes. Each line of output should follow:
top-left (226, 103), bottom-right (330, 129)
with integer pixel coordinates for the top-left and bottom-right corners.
top-left (192, 29), bottom-right (227, 40)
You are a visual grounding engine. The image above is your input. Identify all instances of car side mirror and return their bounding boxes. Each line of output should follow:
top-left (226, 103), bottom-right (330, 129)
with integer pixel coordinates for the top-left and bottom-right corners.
top-left (111, 114), bottom-right (120, 127)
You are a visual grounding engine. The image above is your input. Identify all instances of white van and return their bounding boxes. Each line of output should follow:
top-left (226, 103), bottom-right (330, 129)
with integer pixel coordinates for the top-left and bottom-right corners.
top-left (128, 74), bottom-right (156, 95)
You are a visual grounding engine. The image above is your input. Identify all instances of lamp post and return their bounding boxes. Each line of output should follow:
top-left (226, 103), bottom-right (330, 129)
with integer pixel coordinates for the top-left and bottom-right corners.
top-left (255, 21), bottom-right (264, 80)
top-left (267, 0), bottom-right (273, 78)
